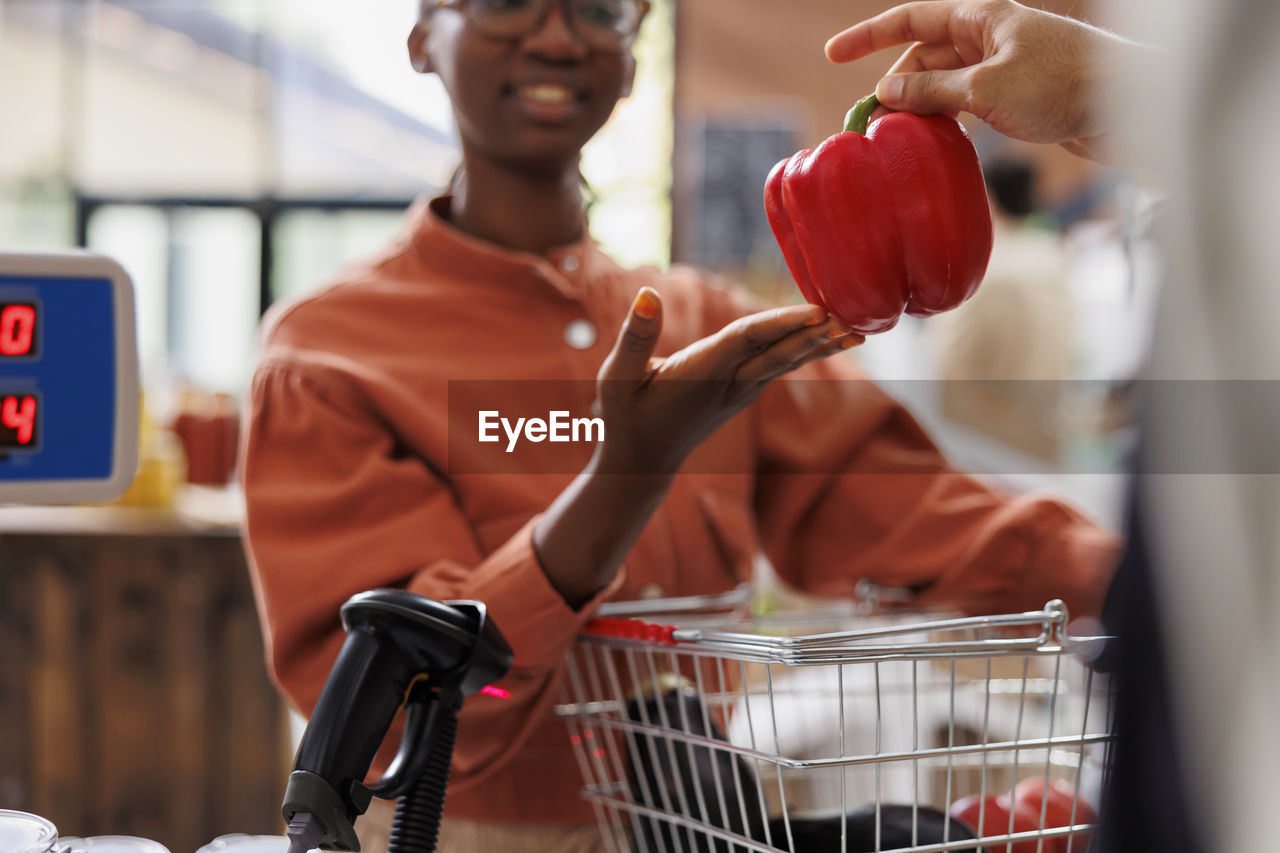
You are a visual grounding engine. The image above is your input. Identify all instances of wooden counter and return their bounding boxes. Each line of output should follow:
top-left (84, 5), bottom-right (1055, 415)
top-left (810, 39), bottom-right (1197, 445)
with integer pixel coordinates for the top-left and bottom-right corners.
top-left (0, 499), bottom-right (292, 851)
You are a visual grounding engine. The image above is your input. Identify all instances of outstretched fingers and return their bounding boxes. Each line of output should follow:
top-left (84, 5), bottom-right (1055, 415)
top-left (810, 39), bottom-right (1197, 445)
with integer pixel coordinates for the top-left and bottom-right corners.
top-left (826, 0), bottom-right (967, 63)
top-left (710, 304), bottom-right (828, 371)
top-left (734, 326), bottom-right (863, 385)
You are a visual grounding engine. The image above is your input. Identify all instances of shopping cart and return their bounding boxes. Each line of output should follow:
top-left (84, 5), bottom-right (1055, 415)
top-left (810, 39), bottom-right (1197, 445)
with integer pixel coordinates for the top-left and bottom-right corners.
top-left (556, 590), bottom-right (1112, 853)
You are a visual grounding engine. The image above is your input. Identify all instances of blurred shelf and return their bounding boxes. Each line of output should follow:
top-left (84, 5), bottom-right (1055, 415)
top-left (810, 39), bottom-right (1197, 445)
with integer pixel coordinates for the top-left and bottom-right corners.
top-left (0, 484), bottom-right (245, 536)
top-left (0, 487), bottom-right (287, 849)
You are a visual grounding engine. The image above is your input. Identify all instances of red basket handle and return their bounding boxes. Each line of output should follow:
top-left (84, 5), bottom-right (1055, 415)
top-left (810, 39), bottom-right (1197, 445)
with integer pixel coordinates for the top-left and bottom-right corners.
top-left (582, 616), bottom-right (677, 645)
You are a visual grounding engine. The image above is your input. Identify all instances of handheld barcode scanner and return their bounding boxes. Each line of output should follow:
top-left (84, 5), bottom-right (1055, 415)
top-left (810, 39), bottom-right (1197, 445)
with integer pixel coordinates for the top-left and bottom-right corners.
top-left (282, 590), bottom-right (511, 853)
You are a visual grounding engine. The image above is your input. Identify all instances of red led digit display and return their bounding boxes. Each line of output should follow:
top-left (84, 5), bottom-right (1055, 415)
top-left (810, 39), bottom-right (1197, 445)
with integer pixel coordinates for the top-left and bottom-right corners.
top-left (0, 303), bottom-right (37, 357)
top-left (0, 394), bottom-right (38, 449)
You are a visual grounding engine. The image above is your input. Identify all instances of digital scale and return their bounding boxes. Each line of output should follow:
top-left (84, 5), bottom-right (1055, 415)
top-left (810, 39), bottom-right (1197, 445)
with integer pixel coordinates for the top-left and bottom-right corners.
top-left (0, 250), bottom-right (139, 504)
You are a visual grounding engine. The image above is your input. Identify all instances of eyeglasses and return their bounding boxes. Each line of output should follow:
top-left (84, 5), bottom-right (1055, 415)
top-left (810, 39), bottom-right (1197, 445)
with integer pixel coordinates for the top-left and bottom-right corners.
top-left (433, 0), bottom-right (650, 52)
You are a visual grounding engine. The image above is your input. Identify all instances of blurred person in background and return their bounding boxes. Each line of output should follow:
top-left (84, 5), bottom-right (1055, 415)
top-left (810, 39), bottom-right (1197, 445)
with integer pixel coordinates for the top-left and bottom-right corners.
top-left (828, 0), bottom-right (1280, 850)
top-left (931, 157), bottom-right (1074, 460)
top-left (239, 0), bottom-right (1120, 850)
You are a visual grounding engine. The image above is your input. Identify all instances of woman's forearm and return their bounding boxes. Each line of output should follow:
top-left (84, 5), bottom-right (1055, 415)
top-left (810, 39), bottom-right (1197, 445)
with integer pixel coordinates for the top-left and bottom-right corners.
top-left (531, 448), bottom-right (674, 609)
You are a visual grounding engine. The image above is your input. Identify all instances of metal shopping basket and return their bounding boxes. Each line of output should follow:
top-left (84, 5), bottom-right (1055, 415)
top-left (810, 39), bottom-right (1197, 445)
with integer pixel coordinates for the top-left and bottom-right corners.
top-left (555, 590), bottom-right (1112, 853)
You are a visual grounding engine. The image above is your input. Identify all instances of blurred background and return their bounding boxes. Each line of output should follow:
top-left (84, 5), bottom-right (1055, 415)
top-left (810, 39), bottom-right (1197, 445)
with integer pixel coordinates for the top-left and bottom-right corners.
top-left (0, 0), bottom-right (1156, 848)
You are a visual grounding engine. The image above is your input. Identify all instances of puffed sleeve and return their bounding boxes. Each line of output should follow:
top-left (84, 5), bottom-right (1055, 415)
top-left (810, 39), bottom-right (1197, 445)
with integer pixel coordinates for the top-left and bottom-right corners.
top-left (751, 353), bottom-right (1121, 619)
top-left (240, 360), bottom-right (622, 788)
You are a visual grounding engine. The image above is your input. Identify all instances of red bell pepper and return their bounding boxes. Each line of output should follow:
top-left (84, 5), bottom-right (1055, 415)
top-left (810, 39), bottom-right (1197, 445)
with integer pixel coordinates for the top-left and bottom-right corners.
top-left (765, 95), bottom-right (993, 334)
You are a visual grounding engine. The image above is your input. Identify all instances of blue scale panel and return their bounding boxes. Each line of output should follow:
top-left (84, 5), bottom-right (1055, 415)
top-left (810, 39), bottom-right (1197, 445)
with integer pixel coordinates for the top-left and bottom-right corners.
top-left (0, 275), bottom-right (116, 482)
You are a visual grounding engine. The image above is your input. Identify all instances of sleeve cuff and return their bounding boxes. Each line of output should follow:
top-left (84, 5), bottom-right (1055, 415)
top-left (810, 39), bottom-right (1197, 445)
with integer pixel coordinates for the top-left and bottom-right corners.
top-left (1016, 518), bottom-right (1122, 620)
top-left (408, 515), bottom-right (626, 672)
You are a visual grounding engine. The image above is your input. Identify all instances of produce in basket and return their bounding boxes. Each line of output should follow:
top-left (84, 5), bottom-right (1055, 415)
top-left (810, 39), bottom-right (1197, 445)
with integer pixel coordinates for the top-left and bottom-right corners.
top-left (1012, 777), bottom-right (1096, 851)
top-left (772, 804), bottom-right (978, 852)
top-left (950, 790), bottom-right (1056, 853)
top-left (764, 94), bottom-right (993, 335)
top-left (625, 678), bottom-right (980, 852)
top-left (625, 675), bottom-right (768, 853)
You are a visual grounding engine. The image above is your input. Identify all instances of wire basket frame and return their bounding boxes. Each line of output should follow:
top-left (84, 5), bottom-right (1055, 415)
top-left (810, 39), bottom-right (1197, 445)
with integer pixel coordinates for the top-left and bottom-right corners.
top-left (555, 596), bottom-right (1113, 853)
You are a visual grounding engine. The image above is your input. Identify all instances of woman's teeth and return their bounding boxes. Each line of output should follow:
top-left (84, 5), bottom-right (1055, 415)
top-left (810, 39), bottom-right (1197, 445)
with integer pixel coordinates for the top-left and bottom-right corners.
top-left (520, 84), bottom-right (573, 104)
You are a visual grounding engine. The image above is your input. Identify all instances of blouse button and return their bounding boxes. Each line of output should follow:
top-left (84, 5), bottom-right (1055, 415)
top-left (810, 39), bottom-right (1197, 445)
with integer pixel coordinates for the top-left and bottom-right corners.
top-left (560, 254), bottom-right (581, 273)
top-left (564, 318), bottom-right (597, 350)
top-left (638, 583), bottom-right (665, 600)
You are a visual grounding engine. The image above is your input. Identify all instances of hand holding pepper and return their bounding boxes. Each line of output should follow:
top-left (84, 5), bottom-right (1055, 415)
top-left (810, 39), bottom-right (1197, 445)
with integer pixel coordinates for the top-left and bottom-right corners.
top-left (533, 290), bottom-right (860, 608)
top-left (765, 94), bottom-right (992, 334)
top-left (824, 0), bottom-right (1143, 160)
top-left (593, 289), bottom-right (861, 475)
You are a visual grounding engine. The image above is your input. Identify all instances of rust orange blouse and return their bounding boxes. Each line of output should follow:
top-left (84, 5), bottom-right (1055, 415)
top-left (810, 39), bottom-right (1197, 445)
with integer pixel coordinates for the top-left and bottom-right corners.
top-left (240, 197), bottom-right (1118, 824)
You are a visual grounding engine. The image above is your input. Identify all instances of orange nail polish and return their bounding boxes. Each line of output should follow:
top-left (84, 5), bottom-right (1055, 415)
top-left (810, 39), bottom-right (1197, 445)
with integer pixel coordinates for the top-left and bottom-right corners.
top-left (841, 337), bottom-right (860, 349)
top-left (826, 329), bottom-right (845, 339)
top-left (634, 289), bottom-right (659, 319)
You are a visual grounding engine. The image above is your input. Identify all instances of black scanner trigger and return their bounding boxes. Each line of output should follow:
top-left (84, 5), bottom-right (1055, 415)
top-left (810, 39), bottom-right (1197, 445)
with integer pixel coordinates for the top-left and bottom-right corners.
top-left (367, 682), bottom-right (461, 800)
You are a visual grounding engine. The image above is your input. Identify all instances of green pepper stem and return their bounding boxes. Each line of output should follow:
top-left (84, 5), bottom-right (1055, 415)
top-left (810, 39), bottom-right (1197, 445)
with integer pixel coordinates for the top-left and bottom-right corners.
top-left (843, 94), bottom-right (880, 135)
